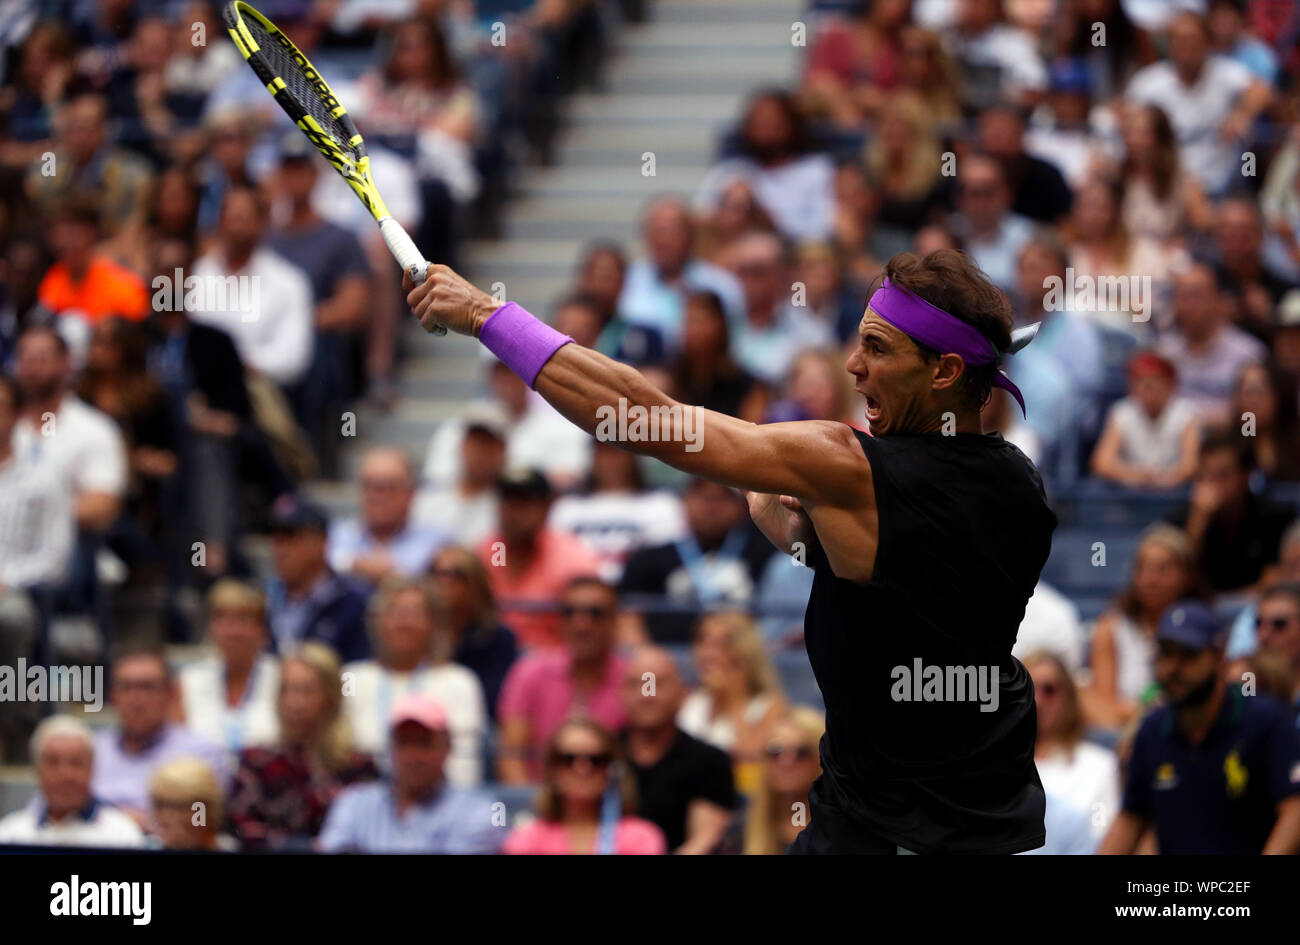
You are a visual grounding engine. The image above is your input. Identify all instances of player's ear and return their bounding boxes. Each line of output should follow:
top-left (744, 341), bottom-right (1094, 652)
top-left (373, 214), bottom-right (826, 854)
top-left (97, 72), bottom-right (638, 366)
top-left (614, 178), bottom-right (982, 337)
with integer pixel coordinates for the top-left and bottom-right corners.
top-left (930, 353), bottom-right (965, 392)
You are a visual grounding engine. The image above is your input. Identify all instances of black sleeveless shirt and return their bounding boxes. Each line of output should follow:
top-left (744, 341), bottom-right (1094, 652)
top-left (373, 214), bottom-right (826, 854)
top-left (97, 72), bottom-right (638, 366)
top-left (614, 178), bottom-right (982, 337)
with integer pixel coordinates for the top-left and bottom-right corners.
top-left (802, 429), bottom-right (1055, 853)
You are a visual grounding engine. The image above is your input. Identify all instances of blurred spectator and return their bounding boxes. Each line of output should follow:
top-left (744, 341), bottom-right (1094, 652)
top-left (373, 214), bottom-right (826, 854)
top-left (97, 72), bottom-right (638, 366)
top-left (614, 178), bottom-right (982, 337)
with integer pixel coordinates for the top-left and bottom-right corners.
top-left (77, 317), bottom-right (178, 570)
top-left (422, 360), bottom-right (593, 490)
top-left (1023, 58), bottom-right (1105, 191)
top-left (268, 494), bottom-right (372, 663)
top-left (764, 348), bottom-right (862, 426)
top-left (792, 241), bottom-right (868, 346)
top-left (1230, 361), bottom-right (1300, 482)
top-left (1054, 0), bottom-right (1153, 102)
top-left (429, 545), bottom-right (518, 720)
top-left (619, 478), bottom-right (775, 643)
top-left (12, 322), bottom-right (126, 542)
top-left (617, 196), bottom-right (744, 347)
top-left (1125, 10), bottom-right (1271, 197)
top-left (497, 577), bottom-right (626, 783)
top-left (1171, 428), bottom-right (1296, 593)
top-left (476, 467), bottom-right (601, 650)
top-left (1100, 600), bottom-right (1300, 854)
top-left (502, 718), bottom-right (666, 854)
top-left (694, 179), bottom-right (777, 267)
top-left (35, 199), bottom-right (148, 327)
top-left (1275, 291), bottom-right (1300, 375)
top-left (1254, 581), bottom-right (1300, 714)
top-left (802, 0), bottom-right (909, 128)
top-left (896, 23), bottom-right (962, 132)
top-left (1208, 0), bottom-right (1280, 83)
top-left (1065, 174), bottom-right (1169, 331)
top-left (621, 645), bottom-right (736, 854)
top-left (189, 186), bottom-right (314, 390)
top-left (413, 404), bottom-right (506, 547)
top-left (342, 577), bottom-right (486, 786)
top-left (0, 716), bottom-right (144, 848)
top-left (943, 0), bottom-right (1046, 110)
top-left (572, 243), bottom-right (665, 366)
top-left (1115, 103), bottom-right (1212, 244)
top-left (148, 757), bottom-right (230, 851)
top-left (1011, 581), bottom-right (1086, 675)
top-left (1226, 521), bottom-right (1300, 662)
top-left (740, 705), bottom-right (823, 855)
top-left (949, 152), bottom-right (1033, 292)
top-left (178, 580), bottom-right (281, 753)
top-left (865, 92), bottom-right (947, 232)
top-left (1090, 351), bottom-right (1200, 489)
top-left (667, 289), bottom-right (764, 421)
top-left (266, 135), bottom-right (373, 473)
top-left (1156, 262), bottom-right (1266, 425)
top-left (978, 102), bottom-right (1072, 223)
top-left (227, 643), bottom-right (378, 850)
top-left (329, 447), bottom-right (447, 584)
top-left (1082, 523), bottom-right (1202, 729)
top-left (724, 230), bottom-right (834, 385)
top-left (1025, 651), bottom-right (1119, 850)
top-left (93, 646), bottom-right (231, 829)
top-left (677, 612), bottom-right (786, 792)
top-left (0, 373), bottom-right (69, 712)
top-left (695, 90), bottom-right (835, 243)
top-left (1212, 198), bottom-right (1297, 340)
top-left (550, 441), bottom-right (689, 583)
top-left (26, 92), bottom-right (153, 232)
top-left (319, 692), bottom-right (500, 853)
top-left (0, 22), bottom-right (75, 164)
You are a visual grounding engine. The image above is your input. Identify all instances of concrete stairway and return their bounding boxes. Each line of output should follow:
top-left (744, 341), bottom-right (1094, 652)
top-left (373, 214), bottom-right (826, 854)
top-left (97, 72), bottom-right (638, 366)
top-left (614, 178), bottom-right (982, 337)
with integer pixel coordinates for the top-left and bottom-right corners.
top-left (308, 0), bottom-right (805, 511)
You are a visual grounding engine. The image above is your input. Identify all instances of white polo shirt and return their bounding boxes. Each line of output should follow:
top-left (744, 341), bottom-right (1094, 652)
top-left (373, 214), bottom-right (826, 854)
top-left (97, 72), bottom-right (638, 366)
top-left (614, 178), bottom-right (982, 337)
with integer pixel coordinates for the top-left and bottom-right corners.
top-left (0, 799), bottom-right (144, 848)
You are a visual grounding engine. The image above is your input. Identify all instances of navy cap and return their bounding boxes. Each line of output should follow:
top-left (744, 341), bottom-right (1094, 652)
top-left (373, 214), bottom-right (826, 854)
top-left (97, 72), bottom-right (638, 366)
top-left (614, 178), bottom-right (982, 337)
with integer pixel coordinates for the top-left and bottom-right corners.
top-left (497, 467), bottom-right (551, 500)
top-left (1048, 58), bottom-right (1092, 95)
top-left (269, 493), bottom-right (330, 533)
top-left (1157, 600), bottom-right (1223, 651)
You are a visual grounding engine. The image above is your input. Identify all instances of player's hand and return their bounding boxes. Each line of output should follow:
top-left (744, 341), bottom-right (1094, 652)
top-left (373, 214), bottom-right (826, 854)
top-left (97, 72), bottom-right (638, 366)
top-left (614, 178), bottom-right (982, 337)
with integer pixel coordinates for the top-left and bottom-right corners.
top-left (403, 265), bottom-right (500, 337)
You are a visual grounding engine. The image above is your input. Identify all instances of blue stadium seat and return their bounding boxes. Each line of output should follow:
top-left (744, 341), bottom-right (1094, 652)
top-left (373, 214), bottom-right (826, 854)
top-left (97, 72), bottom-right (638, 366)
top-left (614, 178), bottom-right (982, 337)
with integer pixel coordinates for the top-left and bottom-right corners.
top-left (773, 649), bottom-right (824, 711)
top-left (481, 782), bottom-right (537, 827)
top-left (1040, 530), bottom-right (1142, 598)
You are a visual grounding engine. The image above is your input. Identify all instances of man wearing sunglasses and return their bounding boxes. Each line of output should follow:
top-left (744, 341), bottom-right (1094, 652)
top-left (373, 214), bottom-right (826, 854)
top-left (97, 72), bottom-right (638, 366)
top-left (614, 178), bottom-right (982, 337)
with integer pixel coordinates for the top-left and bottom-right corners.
top-left (1101, 600), bottom-right (1300, 854)
top-left (1256, 583), bottom-right (1300, 721)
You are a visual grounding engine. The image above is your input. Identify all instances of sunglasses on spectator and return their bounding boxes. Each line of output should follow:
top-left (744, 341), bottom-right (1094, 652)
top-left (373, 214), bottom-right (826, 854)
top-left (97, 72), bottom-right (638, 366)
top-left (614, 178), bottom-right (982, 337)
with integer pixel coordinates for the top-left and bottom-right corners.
top-left (1037, 681), bottom-right (1060, 697)
top-left (1257, 615), bottom-right (1296, 632)
top-left (561, 604), bottom-right (613, 620)
top-left (765, 744), bottom-right (815, 761)
top-left (553, 752), bottom-right (612, 769)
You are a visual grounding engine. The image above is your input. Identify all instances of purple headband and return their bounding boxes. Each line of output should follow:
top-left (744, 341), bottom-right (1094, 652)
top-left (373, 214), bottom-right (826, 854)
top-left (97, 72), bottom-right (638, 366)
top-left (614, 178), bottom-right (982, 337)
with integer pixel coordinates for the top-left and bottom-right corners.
top-left (867, 277), bottom-right (1030, 417)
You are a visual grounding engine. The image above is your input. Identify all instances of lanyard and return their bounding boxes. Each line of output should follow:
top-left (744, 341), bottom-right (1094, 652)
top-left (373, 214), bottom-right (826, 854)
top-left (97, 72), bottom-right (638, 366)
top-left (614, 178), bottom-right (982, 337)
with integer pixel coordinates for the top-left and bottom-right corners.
top-left (673, 528), bottom-right (747, 604)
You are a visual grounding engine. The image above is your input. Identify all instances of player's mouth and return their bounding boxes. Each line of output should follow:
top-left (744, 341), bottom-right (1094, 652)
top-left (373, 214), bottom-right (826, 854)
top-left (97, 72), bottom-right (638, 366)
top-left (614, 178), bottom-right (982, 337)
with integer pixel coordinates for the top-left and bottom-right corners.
top-left (864, 395), bottom-right (882, 425)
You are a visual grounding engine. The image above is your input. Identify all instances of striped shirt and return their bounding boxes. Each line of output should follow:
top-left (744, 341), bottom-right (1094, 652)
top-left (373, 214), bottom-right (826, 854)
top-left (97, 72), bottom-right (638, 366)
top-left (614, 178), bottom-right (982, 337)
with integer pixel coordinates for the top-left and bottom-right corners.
top-left (0, 445), bottom-right (74, 587)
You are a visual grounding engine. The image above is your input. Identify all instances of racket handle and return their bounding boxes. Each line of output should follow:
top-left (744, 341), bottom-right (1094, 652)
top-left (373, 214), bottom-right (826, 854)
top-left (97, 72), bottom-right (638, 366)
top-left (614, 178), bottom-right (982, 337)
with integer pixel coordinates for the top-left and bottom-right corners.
top-left (379, 217), bottom-right (446, 336)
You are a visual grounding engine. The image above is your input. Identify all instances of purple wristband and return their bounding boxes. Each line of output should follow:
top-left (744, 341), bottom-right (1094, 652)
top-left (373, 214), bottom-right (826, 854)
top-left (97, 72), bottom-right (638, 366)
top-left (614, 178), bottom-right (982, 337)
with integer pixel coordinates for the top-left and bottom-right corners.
top-left (478, 301), bottom-right (574, 388)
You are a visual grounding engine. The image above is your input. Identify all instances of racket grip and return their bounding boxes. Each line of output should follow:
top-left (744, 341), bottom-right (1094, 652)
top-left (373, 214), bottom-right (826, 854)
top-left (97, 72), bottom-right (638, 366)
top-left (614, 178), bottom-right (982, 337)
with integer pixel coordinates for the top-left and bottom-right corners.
top-left (379, 217), bottom-right (446, 336)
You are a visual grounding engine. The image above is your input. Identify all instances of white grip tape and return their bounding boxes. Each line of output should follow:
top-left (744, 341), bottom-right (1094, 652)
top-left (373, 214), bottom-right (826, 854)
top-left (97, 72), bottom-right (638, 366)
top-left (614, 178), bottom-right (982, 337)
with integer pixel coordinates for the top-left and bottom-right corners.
top-left (379, 217), bottom-right (444, 335)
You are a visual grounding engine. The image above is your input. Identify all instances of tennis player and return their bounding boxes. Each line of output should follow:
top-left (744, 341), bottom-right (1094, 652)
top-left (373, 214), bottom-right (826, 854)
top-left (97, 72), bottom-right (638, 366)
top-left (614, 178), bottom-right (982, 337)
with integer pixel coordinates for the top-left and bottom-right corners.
top-left (406, 248), bottom-right (1055, 854)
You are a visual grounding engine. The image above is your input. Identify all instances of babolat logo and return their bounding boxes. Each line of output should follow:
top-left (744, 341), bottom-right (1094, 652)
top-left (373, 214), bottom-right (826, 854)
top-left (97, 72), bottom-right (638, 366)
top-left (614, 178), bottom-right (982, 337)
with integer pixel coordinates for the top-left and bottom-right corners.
top-left (271, 31), bottom-right (341, 112)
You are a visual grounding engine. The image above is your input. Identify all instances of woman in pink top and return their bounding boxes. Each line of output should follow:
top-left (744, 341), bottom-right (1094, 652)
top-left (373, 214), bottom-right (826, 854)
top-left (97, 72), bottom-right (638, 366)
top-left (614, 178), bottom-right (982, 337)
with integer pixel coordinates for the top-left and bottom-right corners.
top-left (503, 719), bottom-right (665, 855)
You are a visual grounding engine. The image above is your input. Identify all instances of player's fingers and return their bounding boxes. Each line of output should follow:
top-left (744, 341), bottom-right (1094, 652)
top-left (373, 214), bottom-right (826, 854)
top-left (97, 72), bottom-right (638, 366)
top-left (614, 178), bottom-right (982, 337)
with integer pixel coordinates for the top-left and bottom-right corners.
top-left (778, 494), bottom-right (804, 511)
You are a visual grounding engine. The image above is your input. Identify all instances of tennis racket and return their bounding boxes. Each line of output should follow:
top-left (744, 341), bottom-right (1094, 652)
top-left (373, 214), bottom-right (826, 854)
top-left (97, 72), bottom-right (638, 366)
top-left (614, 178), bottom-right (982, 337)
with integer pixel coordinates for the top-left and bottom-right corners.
top-left (222, 1), bottom-right (446, 334)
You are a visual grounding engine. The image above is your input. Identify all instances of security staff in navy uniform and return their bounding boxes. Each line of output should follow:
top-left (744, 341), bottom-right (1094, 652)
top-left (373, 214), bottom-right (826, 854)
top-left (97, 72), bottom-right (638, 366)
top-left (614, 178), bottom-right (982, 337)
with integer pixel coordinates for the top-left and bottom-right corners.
top-left (1101, 600), bottom-right (1300, 854)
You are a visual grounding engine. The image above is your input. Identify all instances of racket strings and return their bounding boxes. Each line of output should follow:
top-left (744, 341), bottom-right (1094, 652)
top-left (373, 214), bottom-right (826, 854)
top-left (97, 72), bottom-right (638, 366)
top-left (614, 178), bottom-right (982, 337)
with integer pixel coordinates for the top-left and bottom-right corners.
top-left (244, 15), bottom-right (356, 158)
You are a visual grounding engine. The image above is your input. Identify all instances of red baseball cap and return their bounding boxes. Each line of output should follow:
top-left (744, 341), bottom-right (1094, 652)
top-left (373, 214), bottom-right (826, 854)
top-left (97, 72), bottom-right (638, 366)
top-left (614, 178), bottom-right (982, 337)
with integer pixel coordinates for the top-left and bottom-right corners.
top-left (389, 693), bottom-right (449, 733)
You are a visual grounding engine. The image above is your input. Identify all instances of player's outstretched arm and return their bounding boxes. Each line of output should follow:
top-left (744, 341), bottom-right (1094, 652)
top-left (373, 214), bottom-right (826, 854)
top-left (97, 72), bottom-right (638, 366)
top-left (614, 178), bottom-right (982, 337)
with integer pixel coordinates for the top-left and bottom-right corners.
top-left (404, 267), bottom-right (870, 507)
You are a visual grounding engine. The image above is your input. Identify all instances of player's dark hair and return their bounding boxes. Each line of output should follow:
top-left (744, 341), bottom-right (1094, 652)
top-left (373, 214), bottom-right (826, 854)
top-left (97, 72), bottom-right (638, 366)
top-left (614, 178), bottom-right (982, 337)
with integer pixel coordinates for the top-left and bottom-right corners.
top-left (873, 249), bottom-right (1013, 410)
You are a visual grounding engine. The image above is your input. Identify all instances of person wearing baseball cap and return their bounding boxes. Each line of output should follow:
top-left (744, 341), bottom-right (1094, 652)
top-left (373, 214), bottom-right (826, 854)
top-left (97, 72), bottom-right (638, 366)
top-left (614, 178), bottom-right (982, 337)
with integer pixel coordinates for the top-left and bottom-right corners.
top-left (318, 693), bottom-right (500, 853)
top-left (1101, 600), bottom-right (1300, 854)
top-left (266, 493), bottom-right (372, 664)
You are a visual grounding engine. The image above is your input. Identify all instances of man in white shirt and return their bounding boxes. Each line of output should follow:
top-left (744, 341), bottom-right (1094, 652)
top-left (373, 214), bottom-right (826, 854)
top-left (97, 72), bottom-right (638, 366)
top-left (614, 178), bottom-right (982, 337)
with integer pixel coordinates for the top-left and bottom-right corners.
top-left (945, 0), bottom-right (1047, 108)
top-left (190, 186), bottom-right (314, 389)
top-left (413, 404), bottom-right (504, 547)
top-left (1126, 11), bottom-right (1271, 196)
top-left (11, 326), bottom-right (125, 536)
top-left (0, 716), bottom-right (144, 848)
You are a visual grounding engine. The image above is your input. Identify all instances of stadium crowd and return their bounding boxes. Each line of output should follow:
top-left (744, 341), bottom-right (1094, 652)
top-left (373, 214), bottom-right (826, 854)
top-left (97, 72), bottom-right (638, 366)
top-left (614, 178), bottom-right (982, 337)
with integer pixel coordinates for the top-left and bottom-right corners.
top-left (1, 0), bottom-right (1300, 854)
